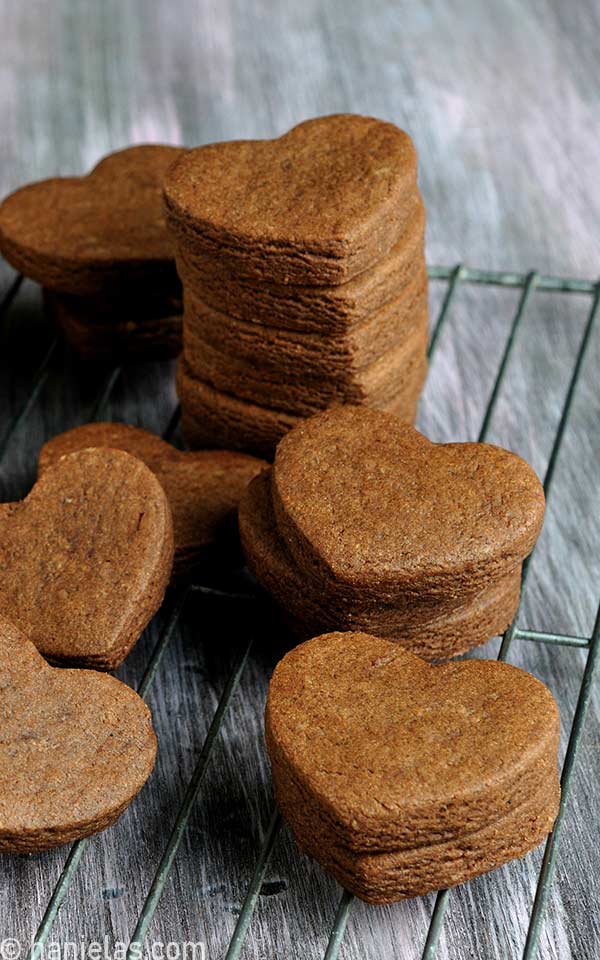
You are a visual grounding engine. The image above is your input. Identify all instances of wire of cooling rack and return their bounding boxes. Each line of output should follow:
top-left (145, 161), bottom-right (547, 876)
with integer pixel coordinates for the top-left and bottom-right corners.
top-left (0, 263), bottom-right (598, 960)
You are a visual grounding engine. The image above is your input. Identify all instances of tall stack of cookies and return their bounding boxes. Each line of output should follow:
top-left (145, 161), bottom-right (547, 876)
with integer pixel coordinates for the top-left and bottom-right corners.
top-left (164, 114), bottom-right (428, 458)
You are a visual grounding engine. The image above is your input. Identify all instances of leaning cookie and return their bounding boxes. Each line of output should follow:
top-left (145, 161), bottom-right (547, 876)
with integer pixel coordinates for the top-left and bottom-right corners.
top-left (0, 616), bottom-right (156, 853)
top-left (38, 422), bottom-right (266, 578)
top-left (266, 631), bottom-right (560, 903)
top-left (240, 406), bottom-right (545, 658)
top-left (0, 448), bottom-right (174, 669)
top-left (0, 144), bottom-right (185, 358)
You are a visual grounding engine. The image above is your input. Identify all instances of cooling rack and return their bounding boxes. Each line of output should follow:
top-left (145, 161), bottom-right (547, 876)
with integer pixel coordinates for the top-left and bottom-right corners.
top-left (0, 262), bottom-right (598, 960)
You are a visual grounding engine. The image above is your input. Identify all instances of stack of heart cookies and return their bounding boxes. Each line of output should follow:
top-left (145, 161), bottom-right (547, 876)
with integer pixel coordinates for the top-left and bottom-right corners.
top-left (164, 114), bottom-right (429, 458)
top-left (240, 405), bottom-right (545, 659)
top-left (0, 144), bottom-right (185, 360)
top-left (266, 632), bottom-right (560, 903)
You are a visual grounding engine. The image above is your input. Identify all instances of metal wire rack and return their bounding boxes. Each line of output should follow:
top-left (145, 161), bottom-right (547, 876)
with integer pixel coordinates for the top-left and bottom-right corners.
top-left (1, 262), bottom-right (599, 960)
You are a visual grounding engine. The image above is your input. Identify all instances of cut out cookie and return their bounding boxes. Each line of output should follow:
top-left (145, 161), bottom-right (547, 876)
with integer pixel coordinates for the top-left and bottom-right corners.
top-left (266, 631), bottom-right (560, 903)
top-left (0, 144), bottom-right (185, 357)
top-left (175, 200), bottom-right (427, 335)
top-left (43, 289), bottom-right (183, 361)
top-left (240, 406), bottom-right (545, 658)
top-left (0, 448), bottom-right (173, 669)
top-left (165, 114), bottom-right (419, 286)
top-left (0, 144), bottom-right (184, 295)
top-left (39, 423), bottom-right (265, 578)
top-left (0, 616), bottom-right (156, 854)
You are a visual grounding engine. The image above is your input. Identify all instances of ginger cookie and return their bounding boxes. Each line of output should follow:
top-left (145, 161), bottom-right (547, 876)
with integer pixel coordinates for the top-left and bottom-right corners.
top-left (240, 406), bottom-right (545, 657)
top-left (182, 321), bottom-right (428, 417)
top-left (177, 368), bottom-right (298, 460)
top-left (0, 144), bottom-right (185, 358)
top-left (164, 114), bottom-right (419, 286)
top-left (0, 448), bottom-right (174, 669)
top-left (266, 631), bottom-right (560, 903)
top-left (182, 267), bottom-right (428, 392)
top-left (39, 423), bottom-right (265, 578)
top-left (0, 144), bottom-right (184, 295)
top-left (178, 361), bottom-right (426, 461)
top-left (0, 616), bottom-right (156, 853)
top-left (170, 115), bottom-right (428, 454)
top-left (175, 201), bottom-right (426, 335)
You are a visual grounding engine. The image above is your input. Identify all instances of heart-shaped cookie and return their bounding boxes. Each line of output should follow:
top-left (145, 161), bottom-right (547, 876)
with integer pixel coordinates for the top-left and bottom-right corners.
top-left (182, 263), bottom-right (428, 378)
top-left (182, 316), bottom-right (428, 417)
top-left (266, 631), bottom-right (560, 903)
top-left (0, 144), bottom-right (185, 296)
top-left (38, 423), bottom-right (265, 579)
top-left (272, 406), bottom-right (545, 593)
top-left (174, 200), bottom-right (426, 336)
top-left (0, 448), bottom-right (174, 669)
top-left (164, 114), bottom-right (419, 286)
top-left (240, 406), bottom-right (545, 657)
top-left (0, 616), bottom-right (156, 853)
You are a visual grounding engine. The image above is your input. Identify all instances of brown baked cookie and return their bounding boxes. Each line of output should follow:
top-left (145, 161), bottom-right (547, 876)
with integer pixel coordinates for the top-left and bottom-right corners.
top-left (182, 321), bottom-right (429, 417)
top-left (0, 144), bottom-right (185, 296)
top-left (178, 360), bottom-right (426, 460)
top-left (240, 406), bottom-right (545, 657)
top-left (0, 616), bottom-right (156, 853)
top-left (0, 144), bottom-right (185, 359)
top-left (39, 423), bottom-right (265, 578)
top-left (165, 115), bottom-right (420, 286)
top-left (240, 470), bottom-right (520, 658)
top-left (266, 631), bottom-right (560, 903)
top-left (175, 201), bottom-right (426, 335)
top-left (0, 448), bottom-right (174, 669)
top-left (177, 361), bottom-right (299, 459)
top-left (182, 266), bottom-right (428, 385)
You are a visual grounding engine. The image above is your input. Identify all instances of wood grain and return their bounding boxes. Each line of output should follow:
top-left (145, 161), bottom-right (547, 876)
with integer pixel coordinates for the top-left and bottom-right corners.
top-left (1, 1), bottom-right (599, 958)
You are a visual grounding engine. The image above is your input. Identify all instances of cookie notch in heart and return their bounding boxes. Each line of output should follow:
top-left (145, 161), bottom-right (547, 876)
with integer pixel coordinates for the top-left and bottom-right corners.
top-left (266, 631), bottom-right (560, 903)
top-left (0, 616), bottom-right (156, 853)
top-left (239, 406), bottom-right (545, 659)
top-left (0, 144), bottom-right (186, 358)
top-left (164, 114), bottom-right (419, 287)
top-left (0, 447), bottom-right (174, 669)
top-left (38, 422), bottom-right (266, 580)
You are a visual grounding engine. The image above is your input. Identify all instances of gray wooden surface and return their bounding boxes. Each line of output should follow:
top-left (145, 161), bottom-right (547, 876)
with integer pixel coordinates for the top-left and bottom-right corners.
top-left (1, 2), bottom-right (599, 959)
